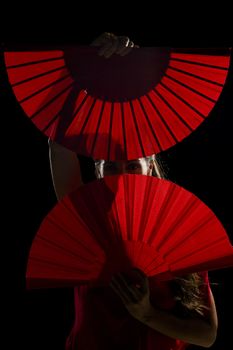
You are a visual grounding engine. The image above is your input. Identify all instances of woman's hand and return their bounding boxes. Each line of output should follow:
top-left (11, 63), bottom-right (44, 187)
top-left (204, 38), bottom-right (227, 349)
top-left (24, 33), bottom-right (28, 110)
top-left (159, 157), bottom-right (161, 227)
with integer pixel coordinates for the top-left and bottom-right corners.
top-left (110, 268), bottom-right (217, 347)
top-left (110, 268), bottom-right (152, 322)
top-left (91, 32), bottom-right (138, 58)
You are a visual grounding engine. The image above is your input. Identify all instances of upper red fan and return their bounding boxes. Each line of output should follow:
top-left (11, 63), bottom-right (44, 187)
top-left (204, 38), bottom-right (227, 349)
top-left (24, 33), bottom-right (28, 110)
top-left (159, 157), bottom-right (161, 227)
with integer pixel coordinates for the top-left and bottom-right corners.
top-left (4, 47), bottom-right (231, 160)
top-left (26, 174), bottom-right (233, 289)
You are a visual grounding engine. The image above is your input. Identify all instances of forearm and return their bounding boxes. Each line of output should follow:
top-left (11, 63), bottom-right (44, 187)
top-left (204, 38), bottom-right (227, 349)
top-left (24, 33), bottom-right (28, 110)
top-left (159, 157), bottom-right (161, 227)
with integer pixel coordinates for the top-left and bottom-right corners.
top-left (49, 140), bottom-right (83, 201)
top-left (141, 305), bottom-right (216, 348)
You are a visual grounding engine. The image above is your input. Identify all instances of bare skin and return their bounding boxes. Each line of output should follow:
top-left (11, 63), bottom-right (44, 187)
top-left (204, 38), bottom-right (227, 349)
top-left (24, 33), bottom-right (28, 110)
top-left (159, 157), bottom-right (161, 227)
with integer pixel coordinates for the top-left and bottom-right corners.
top-left (90, 31), bottom-right (138, 58)
top-left (94, 157), bottom-right (160, 178)
top-left (110, 269), bottom-right (218, 348)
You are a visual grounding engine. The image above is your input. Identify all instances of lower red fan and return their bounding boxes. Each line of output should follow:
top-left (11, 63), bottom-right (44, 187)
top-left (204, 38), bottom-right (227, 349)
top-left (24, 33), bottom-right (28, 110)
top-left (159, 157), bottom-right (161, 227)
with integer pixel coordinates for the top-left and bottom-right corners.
top-left (26, 175), bottom-right (233, 289)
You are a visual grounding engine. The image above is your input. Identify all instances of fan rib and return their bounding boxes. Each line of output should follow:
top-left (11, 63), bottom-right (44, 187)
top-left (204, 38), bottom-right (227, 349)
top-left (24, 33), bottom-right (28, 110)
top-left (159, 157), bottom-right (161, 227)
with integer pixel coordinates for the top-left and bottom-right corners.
top-left (12, 65), bottom-right (67, 87)
top-left (137, 98), bottom-right (163, 152)
top-left (147, 185), bottom-right (178, 246)
top-left (121, 103), bottom-right (128, 159)
top-left (144, 249), bottom-right (167, 275)
top-left (169, 61), bottom-right (226, 85)
top-left (19, 73), bottom-right (70, 104)
top-left (129, 101), bottom-right (145, 157)
top-left (42, 111), bottom-right (61, 133)
top-left (28, 256), bottom-right (97, 275)
top-left (130, 176), bottom-right (149, 261)
top-left (144, 93), bottom-right (180, 142)
top-left (90, 101), bottom-right (106, 155)
top-left (152, 88), bottom-right (194, 133)
top-left (62, 92), bottom-right (90, 140)
top-left (71, 97), bottom-right (97, 136)
top-left (160, 204), bottom-right (213, 254)
top-left (164, 74), bottom-right (217, 103)
top-left (79, 100), bottom-right (105, 156)
top-left (92, 102), bottom-right (112, 160)
top-left (36, 235), bottom-right (96, 263)
top-left (161, 201), bottom-right (201, 249)
top-left (71, 92), bottom-right (89, 122)
top-left (167, 236), bottom-right (225, 264)
top-left (6, 55), bottom-right (64, 69)
top-left (107, 103), bottom-right (114, 160)
top-left (46, 216), bottom-right (102, 258)
top-left (168, 66), bottom-right (224, 87)
top-left (30, 82), bottom-right (74, 120)
top-left (159, 81), bottom-right (206, 119)
top-left (171, 57), bottom-right (229, 70)
top-left (137, 176), bottom-right (153, 242)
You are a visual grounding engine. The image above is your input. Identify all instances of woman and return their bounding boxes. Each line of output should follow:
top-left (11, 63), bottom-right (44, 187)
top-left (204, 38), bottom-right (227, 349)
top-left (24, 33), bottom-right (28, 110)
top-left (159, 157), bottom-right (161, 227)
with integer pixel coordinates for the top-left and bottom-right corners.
top-left (47, 33), bottom-right (218, 349)
top-left (49, 141), bottom-right (217, 349)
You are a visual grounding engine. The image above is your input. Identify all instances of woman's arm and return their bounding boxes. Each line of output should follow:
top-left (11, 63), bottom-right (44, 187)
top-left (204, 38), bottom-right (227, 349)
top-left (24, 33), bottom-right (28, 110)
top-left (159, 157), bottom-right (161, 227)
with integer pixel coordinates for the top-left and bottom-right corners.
top-left (48, 33), bottom-right (136, 200)
top-left (110, 269), bottom-right (218, 348)
top-left (140, 287), bottom-right (217, 348)
top-left (48, 139), bottom-right (83, 201)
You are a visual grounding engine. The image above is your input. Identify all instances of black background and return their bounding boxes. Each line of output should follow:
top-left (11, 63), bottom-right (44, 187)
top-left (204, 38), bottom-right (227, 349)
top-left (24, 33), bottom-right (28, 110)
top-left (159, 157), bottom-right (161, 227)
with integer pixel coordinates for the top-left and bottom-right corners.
top-left (1, 19), bottom-right (233, 350)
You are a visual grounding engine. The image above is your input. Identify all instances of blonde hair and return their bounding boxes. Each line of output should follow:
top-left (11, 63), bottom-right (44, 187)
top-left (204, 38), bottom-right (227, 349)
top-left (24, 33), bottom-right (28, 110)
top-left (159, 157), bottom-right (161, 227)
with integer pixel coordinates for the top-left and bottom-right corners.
top-left (144, 155), bottom-right (165, 179)
top-left (171, 273), bottom-right (210, 317)
top-left (94, 155), bottom-right (166, 179)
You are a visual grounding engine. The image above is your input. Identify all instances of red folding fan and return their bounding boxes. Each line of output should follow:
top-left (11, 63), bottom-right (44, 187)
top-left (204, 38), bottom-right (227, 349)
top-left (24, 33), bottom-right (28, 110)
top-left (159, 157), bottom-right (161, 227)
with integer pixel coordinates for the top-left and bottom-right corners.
top-left (26, 174), bottom-right (233, 289)
top-left (4, 47), bottom-right (231, 160)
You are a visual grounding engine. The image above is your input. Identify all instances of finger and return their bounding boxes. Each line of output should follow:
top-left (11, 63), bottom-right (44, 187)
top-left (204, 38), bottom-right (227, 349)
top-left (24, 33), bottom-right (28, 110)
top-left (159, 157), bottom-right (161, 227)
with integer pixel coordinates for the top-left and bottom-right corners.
top-left (101, 38), bottom-right (119, 58)
top-left (90, 33), bottom-right (106, 46)
top-left (98, 41), bottom-right (116, 57)
top-left (116, 274), bottom-right (142, 301)
top-left (131, 268), bottom-right (149, 292)
top-left (118, 43), bottom-right (139, 56)
top-left (110, 279), bottom-right (131, 304)
top-left (118, 41), bottom-right (135, 56)
top-left (90, 32), bottom-right (116, 47)
top-left (115, 36), bottom-right (130, 54)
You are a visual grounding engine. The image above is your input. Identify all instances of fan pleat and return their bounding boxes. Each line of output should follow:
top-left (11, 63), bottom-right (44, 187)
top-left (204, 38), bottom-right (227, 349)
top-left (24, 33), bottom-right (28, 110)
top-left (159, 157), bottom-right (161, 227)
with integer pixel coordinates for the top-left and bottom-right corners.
top-left (110, 103), bottom-right (125, 160)
top-left (137, 98), bottom-right (164, 153)
top-left (29, 84), bottom-right (73, 132)
top-left (13, 70), bottom-right (68, 103)
top-left (27, 175), bottom-right (233, 289)
top-left (166, 68), bottom-right (222, 100)
top-left (107, 102), bottom-right (114, 160)
top-left (22, 77), bottom-right (73, 117)
top-left (161, 78), bottom-right (214, 115)
top-left (144, 92), bottom-right (180, 146)
top-left (169, 60), bottom-right (227, 85)
top-left (151, 88), bottom-right (196, 133)
top-left (79, 99), bottom-right (105, 155)
top-left (8, 60), bottom-right (66, 86)
top-left (120, 103), bottom-right (127, 159)
top-left (60, 90), bottom-right (88, 140)
top-left (154, 196), bottom-right (211, 252)
top-left (64, 96), bottom-right (96, 151)
top-left (5, 51), bottom-right (64, 66)
top-left (170, 53), bottom-right (230, 68)
top-left (122, 102), bottom-right (146, 159)
top-left (156, 83), bottom-right (204, 128)
top-left (90, 101), bottom-right (107, 155)
top-left (92, 102), bottom-right (111, 160)
top-left (164, 74), bottom-right (216, 103)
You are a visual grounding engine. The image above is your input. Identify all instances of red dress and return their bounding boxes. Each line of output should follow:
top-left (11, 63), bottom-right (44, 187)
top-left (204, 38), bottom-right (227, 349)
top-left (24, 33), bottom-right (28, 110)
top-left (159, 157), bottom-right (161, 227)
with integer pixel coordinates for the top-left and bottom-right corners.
top-left (66, 273), bottom-right (208, 350)
top-left (66, 273), bottom-right (209, 350)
